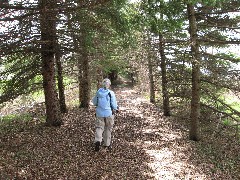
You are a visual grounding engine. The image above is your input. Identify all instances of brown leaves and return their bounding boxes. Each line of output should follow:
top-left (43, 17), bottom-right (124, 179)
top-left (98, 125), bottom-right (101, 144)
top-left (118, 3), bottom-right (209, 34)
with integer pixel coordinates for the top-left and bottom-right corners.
top-left (0, 86), bottom-right (239, 179)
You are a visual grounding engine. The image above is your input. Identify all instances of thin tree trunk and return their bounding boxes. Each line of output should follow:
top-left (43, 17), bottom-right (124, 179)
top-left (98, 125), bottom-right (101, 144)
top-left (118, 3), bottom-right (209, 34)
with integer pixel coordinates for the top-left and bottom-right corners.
top-left (39, 0), bottom-right (62, 126)
top-left (148, 55), bottom-right (155, 103)
top-left (65, 12), bottom-right (88, 108)
top-left (97, 67), bottom-right (103, 89)
top-left (187, 4), bottom-right (200, 141)
top-left (146, 34), bottom-right (155, 103)
top-left (56, 44), bottom-right (67, 113)
top-left (79, 28), bottom-right (90, 108)
top-left (159, 33), bottom-right (170, 116)
top-left (78, 53), bottom-right (84, 105)
top-left (148, 59), bottom-right (155, 103)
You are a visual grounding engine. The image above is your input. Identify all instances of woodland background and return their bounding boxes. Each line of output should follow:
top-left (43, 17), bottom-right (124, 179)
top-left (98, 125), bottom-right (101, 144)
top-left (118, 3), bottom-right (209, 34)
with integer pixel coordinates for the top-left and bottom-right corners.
top-left (0, 0), bottom-right (240, 179)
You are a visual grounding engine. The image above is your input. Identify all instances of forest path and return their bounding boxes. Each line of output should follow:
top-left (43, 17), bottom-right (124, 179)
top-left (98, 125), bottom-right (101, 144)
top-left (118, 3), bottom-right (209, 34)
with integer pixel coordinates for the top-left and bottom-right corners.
top-left (107, 85), bottom-right (208, 179)
top-left (0, 84), bottom-right (239, 179)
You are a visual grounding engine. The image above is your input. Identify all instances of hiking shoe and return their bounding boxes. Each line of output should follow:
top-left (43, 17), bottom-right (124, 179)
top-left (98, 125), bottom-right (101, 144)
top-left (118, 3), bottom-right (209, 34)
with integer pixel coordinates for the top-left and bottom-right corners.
top-left (107, 146), bottom-right (112, 151)
top-left (103, 145), bottom-right (112, 151)
top-left (95, 141), bottom-right (100, 152)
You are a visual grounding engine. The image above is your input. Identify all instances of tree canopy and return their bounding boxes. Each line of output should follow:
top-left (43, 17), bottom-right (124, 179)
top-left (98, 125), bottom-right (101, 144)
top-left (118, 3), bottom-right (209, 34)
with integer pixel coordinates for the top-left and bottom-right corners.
top-left (0, 0), bottom-right (239, 138)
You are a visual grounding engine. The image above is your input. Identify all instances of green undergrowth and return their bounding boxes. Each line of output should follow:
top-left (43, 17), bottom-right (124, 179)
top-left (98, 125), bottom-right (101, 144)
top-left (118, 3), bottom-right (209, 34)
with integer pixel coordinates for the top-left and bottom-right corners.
top-left (0, 112), bottom-right (45, 134)
top-left (1, 113), bottom-right (32, 123)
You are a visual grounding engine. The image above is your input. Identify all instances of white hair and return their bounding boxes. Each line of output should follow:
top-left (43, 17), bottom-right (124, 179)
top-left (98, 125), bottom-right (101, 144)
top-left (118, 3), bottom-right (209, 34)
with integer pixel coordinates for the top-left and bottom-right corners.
top-left (102, 78), bottom-right (111, 88)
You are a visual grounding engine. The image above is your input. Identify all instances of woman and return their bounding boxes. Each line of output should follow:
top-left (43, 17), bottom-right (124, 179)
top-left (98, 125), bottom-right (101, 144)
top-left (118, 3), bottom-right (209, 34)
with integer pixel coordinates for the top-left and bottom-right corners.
top-left (92, 78), bottom-right (119, 152)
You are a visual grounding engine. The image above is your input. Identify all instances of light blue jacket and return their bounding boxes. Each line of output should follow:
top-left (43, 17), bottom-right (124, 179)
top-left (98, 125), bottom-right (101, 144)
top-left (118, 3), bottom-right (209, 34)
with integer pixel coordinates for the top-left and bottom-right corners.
top-left (92, 88), bottom-right (118, 118)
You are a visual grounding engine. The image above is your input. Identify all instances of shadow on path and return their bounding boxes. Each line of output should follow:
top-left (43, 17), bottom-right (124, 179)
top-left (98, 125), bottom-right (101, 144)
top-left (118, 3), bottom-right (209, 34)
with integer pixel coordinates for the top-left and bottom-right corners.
top-left (0, 85), bottom-right (239, 179)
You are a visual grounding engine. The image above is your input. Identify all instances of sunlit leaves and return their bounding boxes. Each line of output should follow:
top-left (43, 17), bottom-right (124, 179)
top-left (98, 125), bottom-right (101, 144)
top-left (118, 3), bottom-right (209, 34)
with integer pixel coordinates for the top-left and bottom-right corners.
top-left (0, 85), bottom-right (239, 179)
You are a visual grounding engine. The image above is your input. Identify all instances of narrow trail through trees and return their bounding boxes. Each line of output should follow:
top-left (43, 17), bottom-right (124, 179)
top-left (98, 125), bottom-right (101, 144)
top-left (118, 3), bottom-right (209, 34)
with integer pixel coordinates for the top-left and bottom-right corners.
top-left (0, 85), bottom-right (239, 179)
top-left (111, 86), bottom-right (208, 179)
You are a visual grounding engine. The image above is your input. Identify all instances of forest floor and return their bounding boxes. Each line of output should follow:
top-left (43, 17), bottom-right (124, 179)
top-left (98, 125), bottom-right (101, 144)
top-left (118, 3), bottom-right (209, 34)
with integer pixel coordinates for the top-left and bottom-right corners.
top-left (0, 81), bottom-right (239, 179)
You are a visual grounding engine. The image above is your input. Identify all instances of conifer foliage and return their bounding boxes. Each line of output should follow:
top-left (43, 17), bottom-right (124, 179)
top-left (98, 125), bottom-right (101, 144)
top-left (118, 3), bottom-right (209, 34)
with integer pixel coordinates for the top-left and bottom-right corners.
top-left (135, 0), bottom-right (240, 141)
top-left (0, 1), bottom-right (239, 133)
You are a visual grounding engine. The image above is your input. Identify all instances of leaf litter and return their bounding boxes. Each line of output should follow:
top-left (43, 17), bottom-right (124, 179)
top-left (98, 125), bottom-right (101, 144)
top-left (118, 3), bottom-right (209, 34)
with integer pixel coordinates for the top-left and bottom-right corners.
top-left (0, 86), bottom-right (239, 179)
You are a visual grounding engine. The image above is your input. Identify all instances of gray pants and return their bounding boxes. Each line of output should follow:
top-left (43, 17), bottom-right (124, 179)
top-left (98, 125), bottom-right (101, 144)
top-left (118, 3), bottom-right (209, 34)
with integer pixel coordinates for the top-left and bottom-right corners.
top-left (95, 115), bottom-right (114, 146)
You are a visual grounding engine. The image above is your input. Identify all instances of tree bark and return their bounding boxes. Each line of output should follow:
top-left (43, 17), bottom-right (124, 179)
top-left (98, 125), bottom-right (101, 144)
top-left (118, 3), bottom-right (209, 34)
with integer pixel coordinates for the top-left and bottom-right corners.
top-left (146, 34), bottom-right (155, 103)
top-left (79, 28), bottom-right (90, 108)
top-left (159, 33), bottom-right (170, 116)
top-left (187, 4), bottom-right (200, 141)
top-left (148, 59), bottom-right (155, 103)
top-left (55, 44), bottom-right (67, 113)
top-left (39, 0), bottom-right (62, 126)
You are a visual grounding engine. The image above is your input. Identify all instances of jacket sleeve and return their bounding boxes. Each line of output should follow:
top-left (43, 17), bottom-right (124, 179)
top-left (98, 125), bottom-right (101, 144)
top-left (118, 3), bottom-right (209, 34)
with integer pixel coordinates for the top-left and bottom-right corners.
top-left (110, 91), bottom-right (118, 110)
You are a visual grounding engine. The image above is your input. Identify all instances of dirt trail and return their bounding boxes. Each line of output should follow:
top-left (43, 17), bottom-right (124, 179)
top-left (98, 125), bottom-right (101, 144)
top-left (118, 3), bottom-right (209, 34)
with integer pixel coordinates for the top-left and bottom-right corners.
top-left (113, 86), bottom-right (209, 179)
top-left (0, 85), bottom-right (239, 179)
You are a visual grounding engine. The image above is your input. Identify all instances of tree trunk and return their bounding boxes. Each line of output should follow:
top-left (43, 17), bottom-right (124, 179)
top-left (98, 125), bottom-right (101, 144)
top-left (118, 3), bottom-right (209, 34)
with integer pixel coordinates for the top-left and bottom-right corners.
top-left (159, 33), bottom-right (170, 116)
top-left (148, 60), bottom-right (155, 103)
top-left (147, 55), bottom-right (155, 103)
top-left (55, 44), bottom-right (67, 113)
top-left (97, 67), bottom-right (104, 89)
top-left (146, 34), bottom-right (155, 103)
top-left (79, 28), bottom-right (90, 108)
top-left (78, 54), bottom-right (84, 106)
top-left (187, 4), bottom-right (200, 141)
top-left (39, 0), bottom-right (62, 126)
